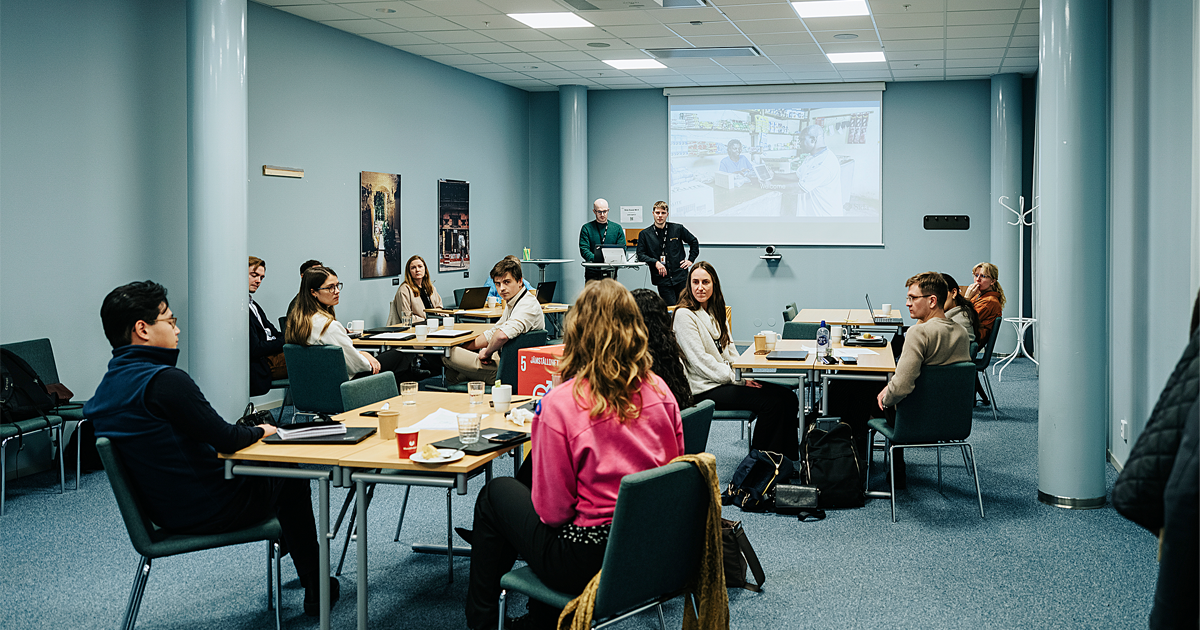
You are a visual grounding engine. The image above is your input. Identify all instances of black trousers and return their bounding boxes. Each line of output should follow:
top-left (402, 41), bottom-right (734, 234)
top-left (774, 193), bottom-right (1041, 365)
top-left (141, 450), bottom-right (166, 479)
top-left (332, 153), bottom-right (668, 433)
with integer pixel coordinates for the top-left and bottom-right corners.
top-left (176, 476), bottom-right (321, 581)
top-left (656, 282), bottom-right (683, 306)
top-left (695, 382), bottom-right (800, 460)
top-left (465, 477), bottom-right (607, 629)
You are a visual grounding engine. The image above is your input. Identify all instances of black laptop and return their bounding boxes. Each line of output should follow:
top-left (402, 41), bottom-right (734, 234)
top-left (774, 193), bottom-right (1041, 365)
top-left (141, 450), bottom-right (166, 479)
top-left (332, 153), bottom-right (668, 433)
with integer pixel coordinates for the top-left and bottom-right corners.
top-left (765, 349), bottom-right (809, 361)
top-left (865, 293), bottom-right (903, 325)
top-left (458, 286), bottom-right (490, 310)
top-left (535, 281), bottom-right (557, 305)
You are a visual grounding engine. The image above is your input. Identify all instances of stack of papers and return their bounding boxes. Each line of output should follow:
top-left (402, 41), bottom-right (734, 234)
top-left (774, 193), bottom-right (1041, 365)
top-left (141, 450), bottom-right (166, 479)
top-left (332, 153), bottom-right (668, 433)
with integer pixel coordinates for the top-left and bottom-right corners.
top-left (369, 332), bottom-right (415, 340)
top-left (275, 421), bottom-right (347, 440)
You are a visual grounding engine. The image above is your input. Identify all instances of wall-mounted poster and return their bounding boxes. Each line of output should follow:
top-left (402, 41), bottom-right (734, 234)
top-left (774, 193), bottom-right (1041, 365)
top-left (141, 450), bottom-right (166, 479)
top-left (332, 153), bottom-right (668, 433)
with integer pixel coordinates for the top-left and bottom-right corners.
top-left (360, 171), bottom-right (401, 278)
top-left (438, 179), bottom-right (469, 272)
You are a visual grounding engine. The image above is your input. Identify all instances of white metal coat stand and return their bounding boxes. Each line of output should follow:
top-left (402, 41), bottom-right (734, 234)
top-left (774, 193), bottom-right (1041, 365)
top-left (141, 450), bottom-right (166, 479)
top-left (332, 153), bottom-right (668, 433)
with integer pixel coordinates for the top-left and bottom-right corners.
top-left (995, 195), bottom-right (1038, 380)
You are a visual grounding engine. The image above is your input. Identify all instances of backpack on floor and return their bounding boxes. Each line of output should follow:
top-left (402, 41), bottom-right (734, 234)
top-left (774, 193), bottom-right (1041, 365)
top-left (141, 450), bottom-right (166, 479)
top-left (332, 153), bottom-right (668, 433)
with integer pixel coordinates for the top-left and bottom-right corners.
top-left (721, 449), bottom-right (795, 512)
top-left (801, 422), bottom-right (864, 508)
top-left (1, 349), bottom-right (55, 424)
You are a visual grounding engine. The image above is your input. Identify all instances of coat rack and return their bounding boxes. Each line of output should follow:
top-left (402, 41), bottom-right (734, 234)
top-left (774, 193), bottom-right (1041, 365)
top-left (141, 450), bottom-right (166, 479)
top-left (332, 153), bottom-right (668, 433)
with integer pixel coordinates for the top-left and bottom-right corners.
top-left (995, 195), bottom-right (1038, 380)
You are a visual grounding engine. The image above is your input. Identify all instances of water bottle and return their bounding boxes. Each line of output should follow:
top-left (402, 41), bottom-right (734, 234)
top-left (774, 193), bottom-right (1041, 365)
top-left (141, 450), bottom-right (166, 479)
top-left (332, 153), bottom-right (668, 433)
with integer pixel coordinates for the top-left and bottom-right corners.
top-left (816, 320), bottom-right (830, 357)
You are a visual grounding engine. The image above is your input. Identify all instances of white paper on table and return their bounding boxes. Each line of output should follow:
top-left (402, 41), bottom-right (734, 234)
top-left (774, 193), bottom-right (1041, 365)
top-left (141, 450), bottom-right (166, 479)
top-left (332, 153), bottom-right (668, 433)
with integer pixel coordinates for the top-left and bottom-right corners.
top-left (370, 332), bottom-right (415, 340)
top-left (409, 408), bottom-right (461, 431)
top-left (833, 348), bottom-right (878, 357)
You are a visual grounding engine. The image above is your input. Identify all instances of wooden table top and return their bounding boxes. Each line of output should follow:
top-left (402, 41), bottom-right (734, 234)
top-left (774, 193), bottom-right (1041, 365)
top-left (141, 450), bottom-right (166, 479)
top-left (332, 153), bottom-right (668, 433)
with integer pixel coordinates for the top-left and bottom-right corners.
top-left (351, 322), bottom-right (491, 348)
top-left (732, 337), bottom-right (896, 373)
top-left (428, 303), bottom-right (569, 320)
top-left (793, 308), bottom-right (902, 326)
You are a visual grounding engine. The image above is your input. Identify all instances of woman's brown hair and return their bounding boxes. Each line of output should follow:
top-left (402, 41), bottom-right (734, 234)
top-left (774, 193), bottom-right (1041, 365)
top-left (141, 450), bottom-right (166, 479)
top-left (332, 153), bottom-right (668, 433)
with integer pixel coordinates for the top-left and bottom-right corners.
top-left (556, 279), bottom-right (655, 423)
top-left (286, 267), bottom-right (338, 345)
top-left (674, 261), bottom-right (730, 349)
top-left (403, 255), bottom-right (434, 296)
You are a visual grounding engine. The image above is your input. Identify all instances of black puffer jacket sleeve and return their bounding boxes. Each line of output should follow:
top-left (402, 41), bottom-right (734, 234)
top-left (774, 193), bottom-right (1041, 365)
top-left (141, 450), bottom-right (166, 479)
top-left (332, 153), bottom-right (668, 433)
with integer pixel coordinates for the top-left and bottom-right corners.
top-left (1112, 328), bottom-right (1200, 533)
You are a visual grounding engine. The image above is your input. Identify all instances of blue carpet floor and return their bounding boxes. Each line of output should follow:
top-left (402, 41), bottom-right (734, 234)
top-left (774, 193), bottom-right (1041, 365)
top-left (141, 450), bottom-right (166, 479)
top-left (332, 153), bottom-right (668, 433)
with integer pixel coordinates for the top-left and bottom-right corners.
top-left (0, 358), bottom-right (1159, 629)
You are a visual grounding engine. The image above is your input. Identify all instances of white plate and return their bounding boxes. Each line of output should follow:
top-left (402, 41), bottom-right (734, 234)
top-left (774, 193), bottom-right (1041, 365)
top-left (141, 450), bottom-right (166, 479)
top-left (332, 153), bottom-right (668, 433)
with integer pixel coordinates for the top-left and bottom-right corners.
top-left (410, 448), bottom-right (465, 464)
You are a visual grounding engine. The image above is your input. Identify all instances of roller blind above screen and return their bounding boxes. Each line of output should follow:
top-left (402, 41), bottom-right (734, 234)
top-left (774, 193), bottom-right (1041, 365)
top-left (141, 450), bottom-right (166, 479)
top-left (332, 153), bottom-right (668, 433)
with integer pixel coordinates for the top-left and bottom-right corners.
top-left (665, 84), bottom-right (884, 246)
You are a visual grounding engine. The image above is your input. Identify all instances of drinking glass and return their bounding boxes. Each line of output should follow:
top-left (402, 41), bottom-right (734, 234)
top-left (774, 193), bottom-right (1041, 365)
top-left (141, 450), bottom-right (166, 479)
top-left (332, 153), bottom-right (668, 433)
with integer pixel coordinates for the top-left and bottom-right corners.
top-left (468, 381), bottom-right (486, 405)
top-left (401, 381), bottom-right (418, 405)
top-left (457, 413), bottom-right (480, 445)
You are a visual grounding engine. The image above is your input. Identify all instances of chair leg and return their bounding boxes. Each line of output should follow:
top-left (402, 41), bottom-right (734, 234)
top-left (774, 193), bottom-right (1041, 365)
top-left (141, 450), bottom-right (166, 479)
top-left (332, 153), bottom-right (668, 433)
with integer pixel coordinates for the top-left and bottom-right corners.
top-left (960, 445), bottom-right (970, 469)
top-left (267, 542), bottom-right (274, 611)
top-left (888, 445), bottom-right (898, 523)
top-left (332, 487), bottom-right (356, 538)
top-left (393, 486), bottom-right (412, 542)
top-left (498, 589), bottom-right (507, 630)
top-left (276, 388), bottom-right (292, 424)
top-left (965, 444), bottom-right (985, 518)
top-left (273, 541), bottom-right (283, 630)
top-left (982, 372), bottom-right (999, 421)
top-left (337, 483), bottom-right (377, 576)
top-left (864, 429), bottom-right (874, 493)
top-left (56, 425), bottom-right (65, 494)
top-left (656, 603), bottom-right (667, 630)
top-left (123, 556), bottom-right (152, 630)
top-left (2, 436), bottom-right (7, 516)
top-left (446, 487), bottom-right (454, 583)
top-left (936, 446), bottom-right (943, 493)
top-left (75, 419), bottom-right (86, 490)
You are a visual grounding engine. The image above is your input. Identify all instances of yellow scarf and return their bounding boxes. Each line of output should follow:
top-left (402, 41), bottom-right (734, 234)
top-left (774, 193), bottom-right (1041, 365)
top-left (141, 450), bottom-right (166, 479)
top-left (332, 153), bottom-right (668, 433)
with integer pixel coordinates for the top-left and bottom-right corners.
top-left (557, 452), bottom-right (730, 630)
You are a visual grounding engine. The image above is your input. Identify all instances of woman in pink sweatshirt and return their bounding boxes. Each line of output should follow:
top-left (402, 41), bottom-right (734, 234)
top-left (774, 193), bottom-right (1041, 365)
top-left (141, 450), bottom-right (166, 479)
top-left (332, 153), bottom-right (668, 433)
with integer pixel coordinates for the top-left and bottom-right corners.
top-left (464, 279), bottom-right (685, 630)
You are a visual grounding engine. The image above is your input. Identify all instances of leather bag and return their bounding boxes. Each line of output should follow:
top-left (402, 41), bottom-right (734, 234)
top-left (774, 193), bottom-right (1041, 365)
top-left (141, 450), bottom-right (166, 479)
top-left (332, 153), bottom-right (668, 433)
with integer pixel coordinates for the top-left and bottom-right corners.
top-left (721, 518), bottom-right (765, 592)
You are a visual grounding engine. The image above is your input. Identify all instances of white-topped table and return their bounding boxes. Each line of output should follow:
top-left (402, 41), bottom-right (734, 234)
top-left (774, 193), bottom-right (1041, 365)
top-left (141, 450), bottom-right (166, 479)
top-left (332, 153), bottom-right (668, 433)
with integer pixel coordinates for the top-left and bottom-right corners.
top-left (520, 258), bottom-right (573, 284)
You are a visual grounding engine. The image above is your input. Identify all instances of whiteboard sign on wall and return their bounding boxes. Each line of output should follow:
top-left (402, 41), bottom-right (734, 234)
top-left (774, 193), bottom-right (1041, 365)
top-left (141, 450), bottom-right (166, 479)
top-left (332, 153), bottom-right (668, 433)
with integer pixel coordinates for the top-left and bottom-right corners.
top-left (620, 206), bottom-right (642, 223)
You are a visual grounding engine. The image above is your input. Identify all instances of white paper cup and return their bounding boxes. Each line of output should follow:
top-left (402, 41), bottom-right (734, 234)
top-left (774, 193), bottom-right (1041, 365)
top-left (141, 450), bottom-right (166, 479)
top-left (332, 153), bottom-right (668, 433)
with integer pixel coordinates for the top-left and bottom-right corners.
top-left (443, 316), bottom-right (455, 330)
top-left (414, 325), bottom-right (428, 341)
top-left (881, 304), bottom-right (892, 316)
top-left (492, 384), bottom-right (512, 413)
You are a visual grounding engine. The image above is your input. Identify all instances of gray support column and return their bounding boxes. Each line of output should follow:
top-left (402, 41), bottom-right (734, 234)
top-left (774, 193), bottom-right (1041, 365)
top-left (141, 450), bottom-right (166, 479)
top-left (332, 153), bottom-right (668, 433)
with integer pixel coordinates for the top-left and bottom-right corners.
top-left (559, 85), bottom-right (587, 303)
top-left (989, 74), bottom-right (1022, 352)
top-left (1036, 0), bottom-right (1108, 508)
top-left (187, 0), bottom-right (249, 421)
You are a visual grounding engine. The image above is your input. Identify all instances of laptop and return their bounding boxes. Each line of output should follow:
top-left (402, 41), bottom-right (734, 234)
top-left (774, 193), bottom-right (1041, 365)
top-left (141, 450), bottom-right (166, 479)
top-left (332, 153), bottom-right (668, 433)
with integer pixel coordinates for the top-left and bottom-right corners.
top-left (765, 349), bottom-right (809, 361)
top-left (598, 245), bottom-right (626, 264)
top-left (262, 426), bottom-right (377, 444)
top-left (865, 293), bottom-right (903, 325)
top-left (535, 281), bottom-right (556, 305)
top-left (458, 286), bottom-right (489, 310)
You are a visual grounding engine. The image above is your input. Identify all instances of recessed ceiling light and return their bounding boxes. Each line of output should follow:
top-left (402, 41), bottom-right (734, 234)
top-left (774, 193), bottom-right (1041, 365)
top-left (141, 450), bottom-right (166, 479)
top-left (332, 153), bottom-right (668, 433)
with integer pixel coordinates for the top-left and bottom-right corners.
top-left (376, 7), bottom-right (396, 13)
top-left (508, 13), bottom-right (593, 29)
top-left (792, 0), bottom-right (870, 19)
top-left (826, 51), bottom-right (886, 63)
top-left (833, 33), bottom-right (858, 39)
top-left (603, 59), bottom-right (667, 70)
top-left (587, 42), bottom-right (611, 48)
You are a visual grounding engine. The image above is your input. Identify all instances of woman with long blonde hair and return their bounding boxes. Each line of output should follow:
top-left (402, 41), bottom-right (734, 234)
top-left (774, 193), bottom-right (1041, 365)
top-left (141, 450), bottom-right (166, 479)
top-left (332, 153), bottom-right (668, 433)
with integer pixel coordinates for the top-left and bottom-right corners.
top-left (464, 279), bottom-right (684, 630)
top-left (963, 261), bottom-right (1006, 406)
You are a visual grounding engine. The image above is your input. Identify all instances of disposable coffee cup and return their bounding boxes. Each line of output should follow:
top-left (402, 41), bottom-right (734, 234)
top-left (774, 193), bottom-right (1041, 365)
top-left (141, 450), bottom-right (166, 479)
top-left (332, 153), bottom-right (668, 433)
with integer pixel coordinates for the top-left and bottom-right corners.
top-left (881, 304), bottom-right (892, 316)
top-left (753, 334), bottom-right (767, 353)
top-left (378, 410), bottom-right (401, 439)
top-left (414, 325), bottom-right (429, 341)
top-left (492, 384), bottom-right (512, 413)
top-left (443, 316), bottom-right (455, 330)
top-left (395, 427), bottom-right (419, 459)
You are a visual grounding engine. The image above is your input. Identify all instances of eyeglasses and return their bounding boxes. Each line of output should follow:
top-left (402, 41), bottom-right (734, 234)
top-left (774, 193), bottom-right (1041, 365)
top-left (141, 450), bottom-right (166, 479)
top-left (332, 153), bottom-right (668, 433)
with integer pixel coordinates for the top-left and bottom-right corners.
top-left (151, 316), bottom-right (178, 327)
top-left (905, 294), bottom-right (933, 303)
top-left (594, 209), bottom-right (609, 215)
top-left (317, 283), bottom-right (343, 293)
top-left (973, 273), bottom-right (991, 280)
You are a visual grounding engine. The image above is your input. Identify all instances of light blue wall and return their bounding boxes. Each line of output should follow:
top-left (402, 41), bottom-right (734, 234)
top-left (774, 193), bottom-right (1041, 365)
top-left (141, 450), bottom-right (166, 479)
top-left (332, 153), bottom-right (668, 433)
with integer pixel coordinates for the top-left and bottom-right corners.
top-left (246, 4), bottom-right (535, 333)
top-left (584, 82), bottom-right (994, 340)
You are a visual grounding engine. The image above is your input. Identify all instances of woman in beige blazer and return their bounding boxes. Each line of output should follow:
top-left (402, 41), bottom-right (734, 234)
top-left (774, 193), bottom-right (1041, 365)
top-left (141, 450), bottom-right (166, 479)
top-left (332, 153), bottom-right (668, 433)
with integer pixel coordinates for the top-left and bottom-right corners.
top-left (388, 254), bottom-right (443, 324)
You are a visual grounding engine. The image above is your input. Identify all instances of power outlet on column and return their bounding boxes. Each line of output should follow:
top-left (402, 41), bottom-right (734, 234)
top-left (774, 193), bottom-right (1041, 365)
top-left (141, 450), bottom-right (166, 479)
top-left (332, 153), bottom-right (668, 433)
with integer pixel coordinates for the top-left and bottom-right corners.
top-left (1120, 418), bottom-right (1128, 442)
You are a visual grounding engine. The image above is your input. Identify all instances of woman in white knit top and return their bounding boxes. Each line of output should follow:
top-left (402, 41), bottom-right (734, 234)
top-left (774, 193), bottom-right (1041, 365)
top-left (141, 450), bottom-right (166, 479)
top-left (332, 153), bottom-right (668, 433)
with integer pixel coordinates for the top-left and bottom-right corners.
top-left (672, 261), bottom-right (800, 460)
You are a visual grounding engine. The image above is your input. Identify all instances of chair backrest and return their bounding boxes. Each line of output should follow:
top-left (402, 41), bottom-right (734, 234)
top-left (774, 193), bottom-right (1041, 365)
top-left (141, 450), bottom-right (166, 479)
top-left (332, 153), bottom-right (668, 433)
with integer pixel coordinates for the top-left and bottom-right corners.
top-left (782, 302), bottom-right (798, 323)
top-left (278, 316), bottom-right (287, 337)
top-left (496, 329), bottom-right (549, 387)
top-left (96, 437), bottom-right (164, 556)
top-left (893, 362), bottom-right (976, 443)
top-left (340, 373), bottom-right (399, 411)
top-left (453, 287), bottom-right (467, 308)
top-left (681, 399), bottom-right (715, 455)
top-left (975, 317), bottom-right (1002, 367)
top-left (782, 321), bottom-right (819, 340)
top-left (1, 338), bottom-right (59, 383)
top-left (592, 461), bottom-right (709, 622)
top-left (282, 343), bottom-right (349, 415)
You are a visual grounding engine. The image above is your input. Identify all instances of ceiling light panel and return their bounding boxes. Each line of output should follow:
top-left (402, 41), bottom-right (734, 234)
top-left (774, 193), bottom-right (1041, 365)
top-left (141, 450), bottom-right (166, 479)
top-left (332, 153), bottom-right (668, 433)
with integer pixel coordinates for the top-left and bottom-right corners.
top-left (603, 59), bottom-right (667, 69)
top-left (791, 1), bottom-right (870, 19)
top-left (826, 51), bottom-right (886, 63)
top-left (507, 13), bottom-right (594, 28)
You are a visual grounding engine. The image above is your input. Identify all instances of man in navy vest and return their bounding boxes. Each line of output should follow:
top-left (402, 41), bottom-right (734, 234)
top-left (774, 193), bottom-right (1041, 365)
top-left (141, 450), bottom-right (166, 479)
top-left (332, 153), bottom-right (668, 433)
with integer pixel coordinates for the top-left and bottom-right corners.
top-left (84, 281), bottom-right (338, 616)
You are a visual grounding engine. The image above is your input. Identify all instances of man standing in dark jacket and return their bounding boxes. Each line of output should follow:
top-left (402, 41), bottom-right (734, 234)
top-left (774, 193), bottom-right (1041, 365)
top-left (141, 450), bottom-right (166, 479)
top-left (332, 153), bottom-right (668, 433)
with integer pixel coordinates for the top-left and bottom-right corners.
top-left (249, 256), bottom-right (285, 396)
top-left (84, 281), bottom-right (338, 616)
top-left (635, 200), bottom-right (700, 305)
top-left (578, 198), bottom-right (626, 281)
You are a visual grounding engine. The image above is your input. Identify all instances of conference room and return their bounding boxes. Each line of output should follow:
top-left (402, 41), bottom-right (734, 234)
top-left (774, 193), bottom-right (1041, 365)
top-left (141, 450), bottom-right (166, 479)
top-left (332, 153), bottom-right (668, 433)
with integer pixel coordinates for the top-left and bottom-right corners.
top-left (2, 0), bottom-right (1197, 628)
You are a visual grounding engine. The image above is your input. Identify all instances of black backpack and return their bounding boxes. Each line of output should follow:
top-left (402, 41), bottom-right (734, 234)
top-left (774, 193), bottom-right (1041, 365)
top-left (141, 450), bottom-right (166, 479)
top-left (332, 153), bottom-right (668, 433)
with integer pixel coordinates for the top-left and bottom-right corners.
top-left (721, 449), bottom-right (795, 512)
top-left (801, 422), bottom-right (864, 508)
top-left (1, 348), bottom-right (56, 425)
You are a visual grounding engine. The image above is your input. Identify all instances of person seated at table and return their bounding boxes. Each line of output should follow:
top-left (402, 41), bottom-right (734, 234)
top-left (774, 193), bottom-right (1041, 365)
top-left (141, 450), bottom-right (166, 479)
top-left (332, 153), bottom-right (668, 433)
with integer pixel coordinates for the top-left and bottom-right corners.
top-left (286, 258), bottom-right (324, 322)
top-left (464, 279), bottom-right (685, 630)
top-left (444, 257), bottom-right (544, 385)
top-left (286, 267), bottom-right (430, 387)
top-left (249, 256), bottom-right (287, 397)
top-left (388, 254), bottom-right (442, 325)
top-left (941, 272), bottom-right (981, 352)
top-left (486, 255), bottom-right (533, 303)
top-left (632, 288), bottom-right (693, 409)
top-left (672, 261), bottom-right (800, 460)
top-left (84, 281), bottom-right (339, 616)
top-left (963, 261), bottom-right (1007, 405)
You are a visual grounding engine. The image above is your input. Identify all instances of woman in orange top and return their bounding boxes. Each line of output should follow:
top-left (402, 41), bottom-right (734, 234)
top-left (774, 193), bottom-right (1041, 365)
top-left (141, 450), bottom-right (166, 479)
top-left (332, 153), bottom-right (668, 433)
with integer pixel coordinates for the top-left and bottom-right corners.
top-left (963, 262), bottom-right (1007, 405)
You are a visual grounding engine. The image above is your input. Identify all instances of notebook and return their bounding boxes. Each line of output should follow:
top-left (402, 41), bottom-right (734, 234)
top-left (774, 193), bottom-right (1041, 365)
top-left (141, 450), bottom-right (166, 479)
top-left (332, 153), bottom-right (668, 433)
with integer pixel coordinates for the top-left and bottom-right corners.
top-left (262, 426), bottom-right (377, 444)
top-left (427, 328), bottom-right (471, 338)
top-left (865, 293), bottom-right (903, 325)
top-left (431, 431), bottom-right (530, 455)
top-left (535, 281), bottom-right (556, 304)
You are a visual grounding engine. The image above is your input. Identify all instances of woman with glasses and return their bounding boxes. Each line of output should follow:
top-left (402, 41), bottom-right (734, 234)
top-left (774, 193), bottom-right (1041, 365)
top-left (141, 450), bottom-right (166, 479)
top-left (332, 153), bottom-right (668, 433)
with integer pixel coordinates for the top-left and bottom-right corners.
top-left (672, 261), bottom-right (800, 460)
top-left (286, 267), bottom-right (429, 386)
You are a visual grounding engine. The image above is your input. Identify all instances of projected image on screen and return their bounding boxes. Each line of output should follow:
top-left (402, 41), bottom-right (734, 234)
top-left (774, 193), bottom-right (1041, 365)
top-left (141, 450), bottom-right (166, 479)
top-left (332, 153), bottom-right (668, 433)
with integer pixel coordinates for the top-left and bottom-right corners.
top-left (668, 89), bottom-right (882, 245)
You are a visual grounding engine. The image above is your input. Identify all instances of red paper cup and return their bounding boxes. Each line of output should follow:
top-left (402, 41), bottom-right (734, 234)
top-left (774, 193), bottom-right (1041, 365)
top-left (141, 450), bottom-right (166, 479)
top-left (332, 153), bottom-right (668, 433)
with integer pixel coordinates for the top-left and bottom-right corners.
top-left (396, 427), bottom-right (419, 459)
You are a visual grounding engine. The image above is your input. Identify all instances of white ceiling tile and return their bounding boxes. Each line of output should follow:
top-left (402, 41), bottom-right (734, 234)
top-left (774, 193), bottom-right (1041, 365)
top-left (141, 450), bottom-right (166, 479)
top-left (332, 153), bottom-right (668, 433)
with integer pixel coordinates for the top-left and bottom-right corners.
top-left (825, 60), bottom-right (889, 70)
top-left (531, 50), bottom-right (594, 61)
top-left (1004, 47), bottom-right (1037, 58)
top-left (420, 29), bottom-right (497, 43)
top-left (719, 4), bottom-right (800, 21)
top-left (890, 69), bottom-right (946, 78)
top-left (810, 29), bottom-right (880, 44)
top-left (479, 28), bottom-right (553, 41)
top-left (553, 60), bottom-right (618, 70)
top-left (680, 34), bottom-right (754, 47)
top-left (573, 69), bottom-right (629, 77)
top-left (945, 37), bottom-right (1009, 48)
top-left (338, 2), bottom-right (435, 19)
top-left (508, 40), bottom-right (576, 51)
top-left (747, 32), bottom-right (816, 45)
top-left (884, 50), bottom-right (945, 61)
top-left (574, 10), bottom-right (657, 26)
top-left (709, 0), bottom-right (778, 5)
top-left (889, 59), bottom-right (943, 69)
top-left (603, 24), bottom-right (678, 38)
top-left (622, 36), bottom-right (692, 48)
top-left (660, 57), bottom-right (721, 67)
top-left (519, 70), bottom-right (580, 79)
top-left (944, 69), bottom-right (993, 77)
top-left (737, 18), bottom-right (806, 34)
top-left (774, 62), bottom-right (832, 72)
top-left (379, 16), bottom-right (464, 30)
top-left (946, 58), bottom-right (1001, 68)
top-left (452, 41), bottom-right (520, 53)
top-left (280, 4), bottom-right (366, 20)
top-left (880, 39), bottom-right (945, 51)
top-left (757, 43), bottom-right (822, 56)
top-left (566, 39), bottom-right (636, 51)
top-left (475, 52), bottom-right (542, 62)
top-left (647, 6), bottom-right (725, 23)
top-left (945, 48), bottom-right (1006, 59)
top-left (821, 41), bottom-right (888, 53)
top-left (477, 71), bottom-right (531, 79)
top-left (872, 12), bottom-right (945, 28)
top-left (1018, 8), bottom-right (1038, 23)
top-left (837, 70), bottom-right (894, 79)
top-left (1012, 23), bottom-right (1037, 37)
top-left (768, 53), bottom-right (829, 64)
top-left (662, 21), bottom-right (742, 37)
top-left (321, 19), bottom-right (401, 34)
top-left (478, 0), bottom-right (564, 15)
top-left (947, 24), bottom-right (1014, 38)
top-left (258, 0), bottom-right (332, 5)
top-left (548, 26), bottom-right (611, 40)
top-left (802, 16), bottom-right (875, 31)
top-left (442, 14), bottom-right (527, 29)
top-left (593, 77), bottom-right (651, 85)
top-left (395, 42), bottom-right (463, 55)
top-left (870, 0), bottom-right (944, 12)
top-left (878, 26), bottom-right (945, 40)
top-left (448, 62), bottom-right (504, 73)
top-left (360, 31), bottom-right (435, 45)
top-left (785, 71), bottom-right (843, 80)
top-left (947, 0), bottom-right (1022, 9)
top-left (714, 56), bottom-right (778, 66)
top-left (425, 53), bottom-right (487, 65)
top-left (946, 10), bottom-right (1019, 26)
top-left (1008, 35), bottom-right (1037, 47)
top-left (405, 0), bottom-right (500, 16)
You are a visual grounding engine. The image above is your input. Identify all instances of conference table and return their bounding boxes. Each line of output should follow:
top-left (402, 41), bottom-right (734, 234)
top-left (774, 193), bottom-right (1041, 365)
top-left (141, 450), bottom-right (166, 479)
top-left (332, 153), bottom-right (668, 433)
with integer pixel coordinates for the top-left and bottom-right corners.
top-left (428, 303), bottom-right (570, 322)
top-left (794, 308), bottom-right (904, 326)
top-left (220, 390), bottom-right (531, 630)
top-left (352, 322), bottom-right (491, 355)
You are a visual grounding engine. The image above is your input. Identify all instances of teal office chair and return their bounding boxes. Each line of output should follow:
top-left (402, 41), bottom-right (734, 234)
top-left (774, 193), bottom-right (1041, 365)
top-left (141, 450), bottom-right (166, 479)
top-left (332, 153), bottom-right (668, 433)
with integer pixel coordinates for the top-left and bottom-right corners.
top-left (3, 338), bottom-right (78, 490)
top-left (0, 336), bottom-right (67, 513)
top-left (96, 437), bottom-right (282, 630)
top-left (450, 288), bottom-right (468, 309)
top-left (429, 329), bottom-right (549, 392)
top-left (865, 361), bottom-right (983, 523)
top-left (782, 302), bottom-right (798, 323)
top-left (782, 321), bottom-right (819, 340)
top-left (498, 461), bottom-right (710, 630)
top-left (974, 320), bottom-right (1002, 421)
top-left (681, 400), bottom-right (715, 455)
top-left (282, 344), bottom-right (348, 419)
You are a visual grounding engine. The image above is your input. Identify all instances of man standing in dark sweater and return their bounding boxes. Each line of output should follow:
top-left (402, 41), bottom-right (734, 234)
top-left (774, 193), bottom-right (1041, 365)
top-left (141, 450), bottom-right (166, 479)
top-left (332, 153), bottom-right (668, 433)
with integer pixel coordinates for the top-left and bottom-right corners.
top-left (84, 281), bottom-right (338, 616)
top-left (578, 198), bottom-right (626, 281)
top-left (635, 200), bottom-right (700, 305)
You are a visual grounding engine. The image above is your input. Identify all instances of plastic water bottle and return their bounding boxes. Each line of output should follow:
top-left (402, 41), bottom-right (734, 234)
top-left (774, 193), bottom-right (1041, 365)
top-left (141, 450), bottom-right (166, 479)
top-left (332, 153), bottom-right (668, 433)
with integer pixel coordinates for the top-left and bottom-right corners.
top-left (816, 320), bottom-right (830, 357)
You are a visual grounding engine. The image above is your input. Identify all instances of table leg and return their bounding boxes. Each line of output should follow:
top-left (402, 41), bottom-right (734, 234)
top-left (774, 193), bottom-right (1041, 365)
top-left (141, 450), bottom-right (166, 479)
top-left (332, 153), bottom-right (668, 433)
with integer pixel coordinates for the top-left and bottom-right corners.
top-left (537, 263), bottom-right (548, 285)
top-left (319, 477), bottom-right (330, 630)
top-left (356, 477), bottom-right (368, 630)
